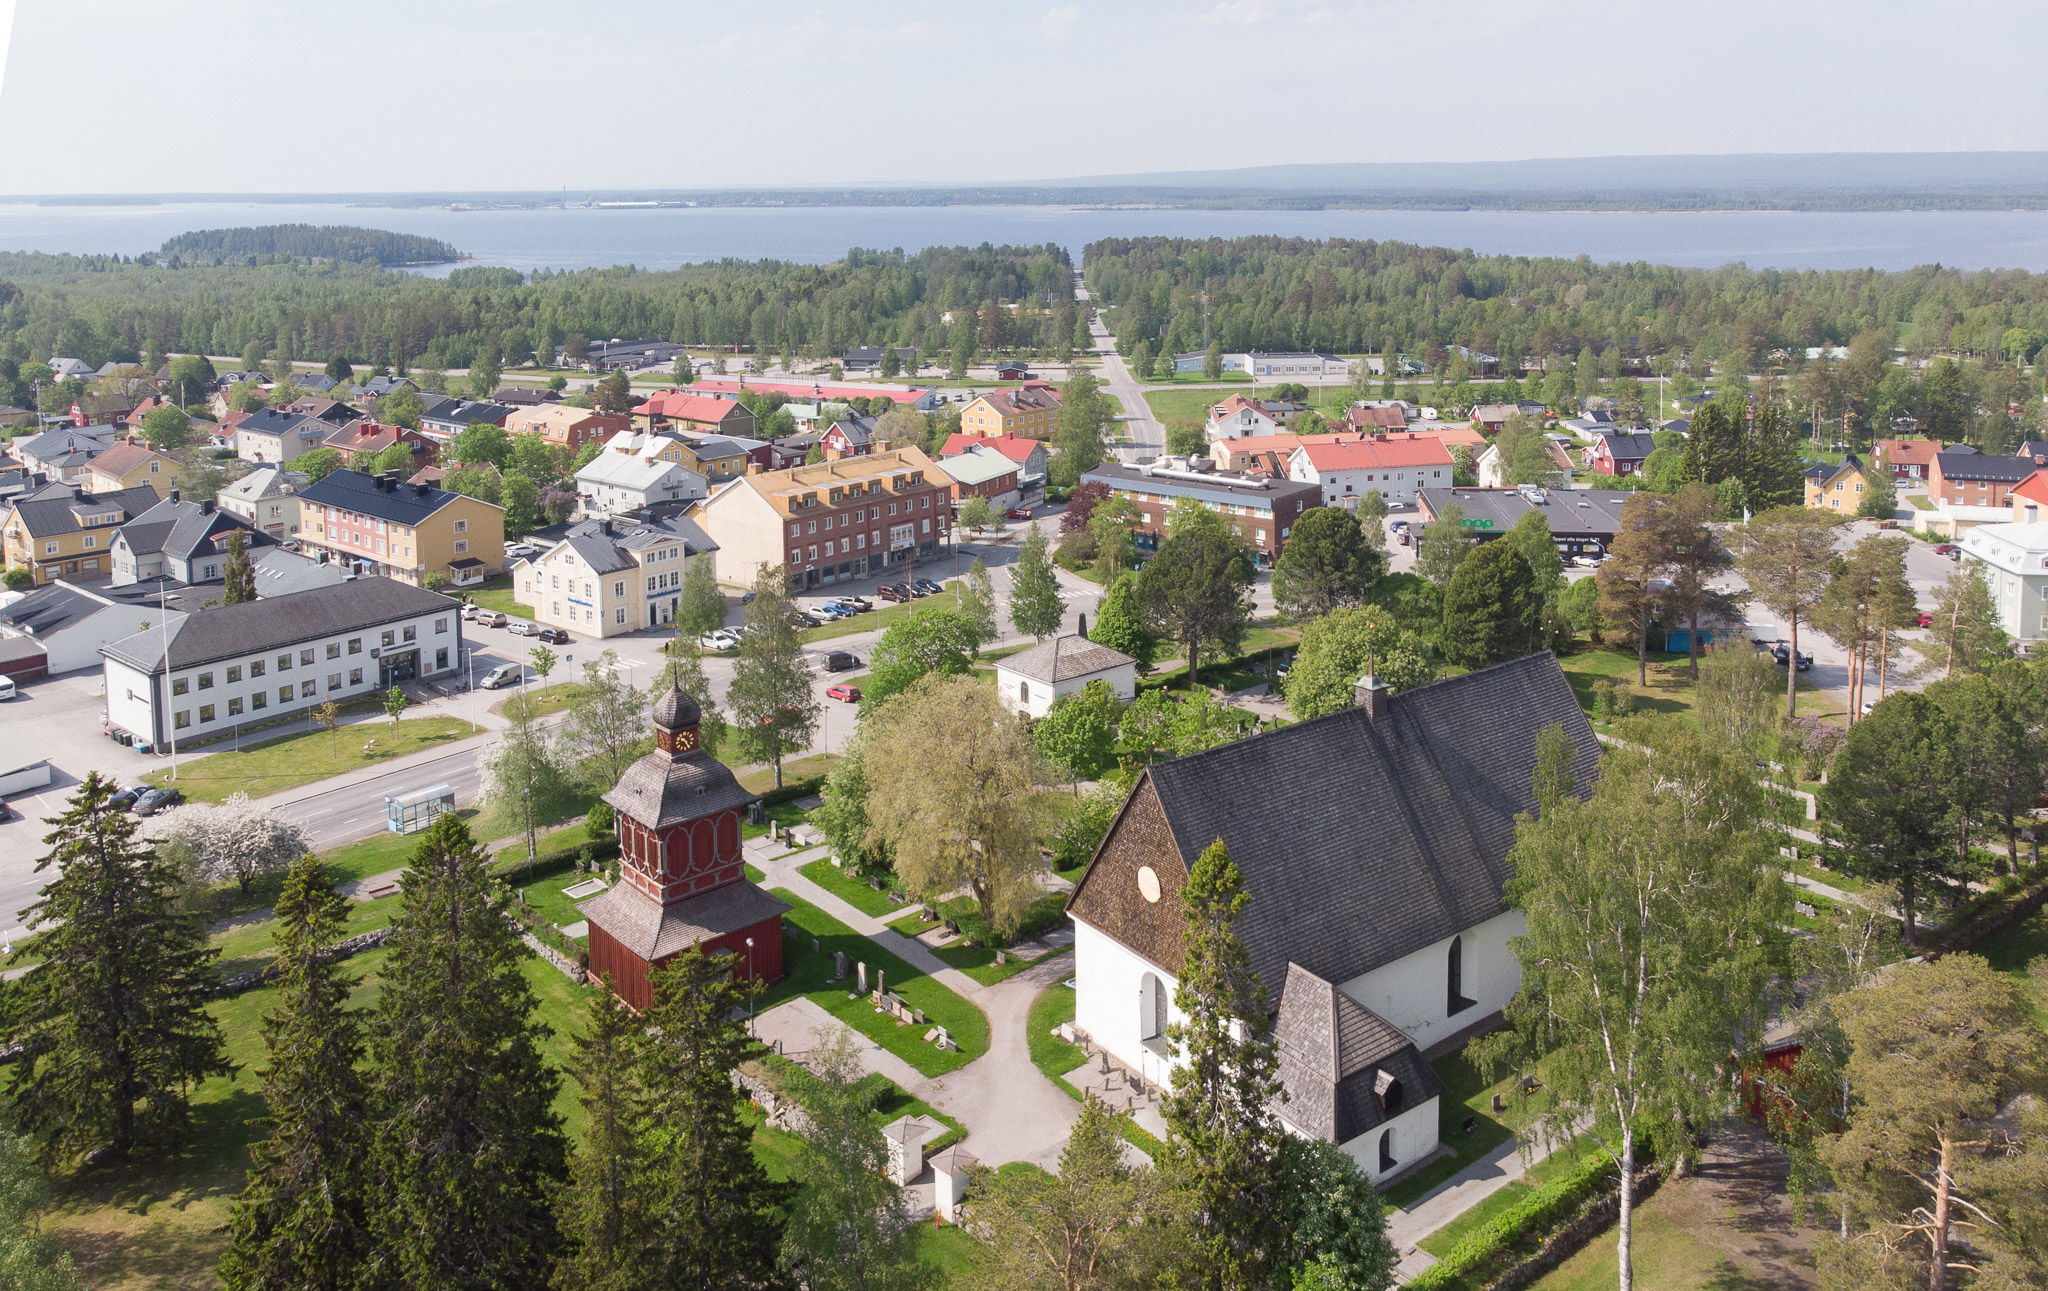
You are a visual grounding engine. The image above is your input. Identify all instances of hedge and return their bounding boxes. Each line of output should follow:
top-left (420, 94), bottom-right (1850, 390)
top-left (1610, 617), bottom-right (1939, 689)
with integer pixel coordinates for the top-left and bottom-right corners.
top-left (1405, 1149), bottom-right (1618, 1290)
top-left (759, 777), bottom-right (825, 809)
top-left (493, 833), bottom-right (620, 889)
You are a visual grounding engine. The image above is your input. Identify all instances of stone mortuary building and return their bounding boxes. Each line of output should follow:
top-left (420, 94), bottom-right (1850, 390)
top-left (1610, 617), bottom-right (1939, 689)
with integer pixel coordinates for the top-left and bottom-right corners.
top-left (578, 680), bottom-right (789, 1010)
top-left (1065, 654), bottom-right (1600, 1183)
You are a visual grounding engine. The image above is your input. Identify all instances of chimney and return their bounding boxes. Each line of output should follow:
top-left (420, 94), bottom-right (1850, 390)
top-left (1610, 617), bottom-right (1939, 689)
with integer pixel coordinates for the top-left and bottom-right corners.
top-left (200, 499), bottom-right (214, 514)
top-left (1352, 673), bottom-right (1389, 721)
top-left (170, 489), bottom-right (181, 504)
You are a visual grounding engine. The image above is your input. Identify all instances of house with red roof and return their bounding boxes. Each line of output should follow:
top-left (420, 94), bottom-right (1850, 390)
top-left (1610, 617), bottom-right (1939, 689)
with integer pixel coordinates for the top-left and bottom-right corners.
top-left (324, 421), bottom-right (436, 469)
top-left (631, 391), bottom-right (757, 439)
top-left (2009, 469), bottom-right (2048, 523)
top-left (1286, 434), bottom-right (1456, 508)
top-left (686, 377), bottom-right (945, 411)
top-left (1873, 437), bottom-right (1941, 483)
top-left (940, 432), bottom-right (1047, 487)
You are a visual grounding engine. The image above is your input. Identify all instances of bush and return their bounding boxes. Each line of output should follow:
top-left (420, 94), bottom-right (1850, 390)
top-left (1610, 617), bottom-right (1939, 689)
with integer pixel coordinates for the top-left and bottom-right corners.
top-left (1587, 676), bottom-right (1635, 722)
top-left (585, 800), bottom-right (614, 835)
top-left (1405, 1150), bottom-right (1619, 1289)
top-left (759, 777), bottom-right (824, 809)
top-left (494, 835), bottom-right (619, 888)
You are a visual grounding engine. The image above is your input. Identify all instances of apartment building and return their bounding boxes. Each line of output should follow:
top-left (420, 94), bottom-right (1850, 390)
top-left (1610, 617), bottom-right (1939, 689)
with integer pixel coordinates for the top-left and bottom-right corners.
top-left (696, 447), bottom-right (954, 588)
top-left (515, 514), bottom-right (716, 637)
top-left (1, 482), bottom-right (162, 584)
top-left (959, 382), bottom-right (1062, 439)
top-left (297, 469), bottom-right (506, 588)
top-left (1079, 460), bottom-right (1319, 568)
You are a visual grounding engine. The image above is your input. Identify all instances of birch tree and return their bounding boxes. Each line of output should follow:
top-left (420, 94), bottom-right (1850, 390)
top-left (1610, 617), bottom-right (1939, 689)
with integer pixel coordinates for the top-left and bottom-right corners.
top-left (1483, 723), bottom-right (1791, 1291)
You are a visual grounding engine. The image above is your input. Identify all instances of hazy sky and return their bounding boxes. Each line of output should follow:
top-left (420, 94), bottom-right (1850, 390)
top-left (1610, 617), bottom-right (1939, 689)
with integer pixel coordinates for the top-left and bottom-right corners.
top-left (4, 0), bottom-right (2047, 195)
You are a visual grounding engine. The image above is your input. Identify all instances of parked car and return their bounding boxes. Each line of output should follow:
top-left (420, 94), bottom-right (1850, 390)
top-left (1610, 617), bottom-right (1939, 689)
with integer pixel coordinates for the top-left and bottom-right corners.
top-left (822, 651), bottom-right (861, 672)
top-left (1005, 506), bottom-right (1033, 521)
top-left (107, 785), bottom-right (142, 810)
top-left (475, 610), bottom-right (508, 628)
top-left (811, 602), bottom-right (854, 620)
top-left (912, 578), bottom-right (943, 597)
top-left (481, 663), bottom-right (524, 689)
top-left (825, 683), bottom-right (862, 703)
top-left (877, 585), bottom-right (912, 603)
top-left (1389, 520), bottom-right (1410, 534)
top-left (534, 628), bottom-right (570, 645)
top-left (799, 610), bottom-right (836, 627)
top-left (1933, 543), bottom-right (1958, 555)
top-left (700, 629), bottom-right (740, 651)
top-left (132, 786), bottom-right (184, 816)
top-left (1915, 612), bottom-right (1935, 628)
top-left (504, 543), bottom-right (539, 560)
top-left (835, 596), bottom-right (873, 612)
top-left (1771, 645), bottom-right (1814, 672)
top-left (461, 603), bottom-right (486, 621)
top-left (507, 619), bottom-right (539, 637)
top-left (0, 676), bottom-right (15, 701)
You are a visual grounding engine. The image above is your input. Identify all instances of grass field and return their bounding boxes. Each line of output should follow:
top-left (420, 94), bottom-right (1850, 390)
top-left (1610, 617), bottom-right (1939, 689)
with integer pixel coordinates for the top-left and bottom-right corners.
top-left (1027, 980), bottom-right (1084, 1081)
top-left (489, 681), bottom-right (588, 719)
top-left (1975, 900), bottom-right (2048, 1024)
top-left (1417, 1140), bottom-right (1598, 1257)
top-left (464, 575), bottom-right (534, 619)
top-left (1141, 384), bottom-right (1284, 425)
top-left (799, 857), bottom-right (911, 918)
top-left (148, 714), bottom-right (480, 803)
top-left (758, 888), bottom-right (988, 1076)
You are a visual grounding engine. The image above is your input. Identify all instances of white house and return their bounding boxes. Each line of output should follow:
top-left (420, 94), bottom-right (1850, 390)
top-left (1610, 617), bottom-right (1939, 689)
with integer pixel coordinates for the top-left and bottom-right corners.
top-left (216, 466), bottom-right (306, 540)
top-left (0, 581), bottom-right (189, 676)
top-left (1960, 521), bottom-right (2048, 648)
top-left (1286, 435), bottom-right (1455, 509)
top-left (993, 634), bottom-right (1136, 719)
top-left (110, 497), bottom-right (273, 587)
top-left (100, 577), bottom-right (464, 750)
top-left (1066, 656), bottom-right (1601, 1184)
top-left (576, 432), bottom-right (709, 518)
top-left (514, 514), bottom-right (715, 638)
top-left (233, 408), bottom-right (332, 466)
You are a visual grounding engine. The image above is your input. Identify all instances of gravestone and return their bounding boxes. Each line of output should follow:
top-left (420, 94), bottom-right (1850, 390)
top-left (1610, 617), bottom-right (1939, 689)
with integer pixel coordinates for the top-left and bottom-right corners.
top-left (832, 951), bottom-right (848, 981)
top-left (811, 937), bottom-right (820, 954)
top-left (876, 969), bottom-right (885, 999)
top-left (856, 962), bottom-right (868, 995)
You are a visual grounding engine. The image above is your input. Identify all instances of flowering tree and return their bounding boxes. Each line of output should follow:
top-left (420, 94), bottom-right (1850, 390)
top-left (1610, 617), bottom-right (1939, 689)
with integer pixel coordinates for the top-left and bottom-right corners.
top-left (159, 793), bottom-right (312, 895)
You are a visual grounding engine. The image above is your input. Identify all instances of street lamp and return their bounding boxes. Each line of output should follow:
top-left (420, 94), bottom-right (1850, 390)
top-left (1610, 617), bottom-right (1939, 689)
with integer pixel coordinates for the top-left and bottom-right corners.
top-left (744, 936), bottom-right (758, 1035)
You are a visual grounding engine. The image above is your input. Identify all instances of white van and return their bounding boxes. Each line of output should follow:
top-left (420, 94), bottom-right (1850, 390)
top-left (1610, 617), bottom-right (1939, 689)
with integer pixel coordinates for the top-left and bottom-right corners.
top-left (480, 663), bottom-right (524, 690)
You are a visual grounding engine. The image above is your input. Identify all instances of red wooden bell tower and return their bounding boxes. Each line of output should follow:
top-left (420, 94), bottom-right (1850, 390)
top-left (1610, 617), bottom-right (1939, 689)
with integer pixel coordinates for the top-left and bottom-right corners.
top-left (577, 679), bottom-right (788, 1010)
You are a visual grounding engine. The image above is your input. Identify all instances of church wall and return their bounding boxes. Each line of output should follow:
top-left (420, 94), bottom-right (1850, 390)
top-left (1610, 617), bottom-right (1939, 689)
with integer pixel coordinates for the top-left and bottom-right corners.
top-left (587, 922), bottom-right (653, 1012)
top-left (1073, 916), bottom-right (1182, 1090)
top-left (1336, 909), bottom-right (1524, 1054)
top-left (1325, 1096), bottom-right (1441, 1186)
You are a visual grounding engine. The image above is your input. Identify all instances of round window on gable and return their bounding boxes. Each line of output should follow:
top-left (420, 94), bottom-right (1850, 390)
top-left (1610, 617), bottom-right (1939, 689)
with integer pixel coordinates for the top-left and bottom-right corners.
top-left (1137, 866), bottom-right (1161, 903)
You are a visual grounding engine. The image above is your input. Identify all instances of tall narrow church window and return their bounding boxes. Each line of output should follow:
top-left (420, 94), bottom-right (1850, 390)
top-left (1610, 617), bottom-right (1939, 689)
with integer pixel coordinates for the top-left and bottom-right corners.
top-left (1139, 972), bottom-right (1166, 1043)
top-left (1378, 1128), bottom-right (1397, 1173)
top-left (1447, 936), bottom-right (1475, 1017)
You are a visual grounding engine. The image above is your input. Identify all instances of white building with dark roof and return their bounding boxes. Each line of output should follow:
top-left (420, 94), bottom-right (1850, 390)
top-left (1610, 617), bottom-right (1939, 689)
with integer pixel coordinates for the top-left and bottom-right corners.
top-left (1065, 655), bottom-right (1601, 1183)
top-left (100, 577), bottom-right (465, 749)
top-left (514, 514), bottom-right (717, 638)
top-left (993, 634), bottom-right (1136, 719)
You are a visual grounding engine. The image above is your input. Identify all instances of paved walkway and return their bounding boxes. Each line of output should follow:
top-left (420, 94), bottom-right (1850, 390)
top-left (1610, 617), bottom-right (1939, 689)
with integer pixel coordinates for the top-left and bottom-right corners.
top-left (750, 844), bottom-right (1085, 1170)
top-left (1387, 1132), bottom-right (1571, 1280)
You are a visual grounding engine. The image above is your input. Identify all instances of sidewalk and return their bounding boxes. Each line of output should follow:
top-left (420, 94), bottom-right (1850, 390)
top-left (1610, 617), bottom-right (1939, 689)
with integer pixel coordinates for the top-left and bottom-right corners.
top-left (1388, 1133), bottom-right (1569, 1281)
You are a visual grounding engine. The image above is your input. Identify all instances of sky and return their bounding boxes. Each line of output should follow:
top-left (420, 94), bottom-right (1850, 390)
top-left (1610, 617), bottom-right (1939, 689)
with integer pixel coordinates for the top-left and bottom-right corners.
top-left (4, 0), bottom-right (2048, 195)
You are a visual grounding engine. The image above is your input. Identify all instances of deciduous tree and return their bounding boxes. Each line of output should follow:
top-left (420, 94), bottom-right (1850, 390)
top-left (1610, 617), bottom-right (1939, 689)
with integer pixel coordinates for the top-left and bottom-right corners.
top-left (367, 813), bottom-right (566, 1289)
top-left (674, 555), bottom-right (728, 642)
top-left (1485, 723), bottom-right (1790, 1291)
top-left (3, 773), bottom-right (231, 1164)
top-left (862, 673), bottom-right (1049, 935)
top-left (1414, 504), bottom-right (1474, 587)
top-left (1283, 604), bottom-right (1435, 720)
top-left (727, 566), bottom-right (821, 789)
top-left (221, 529), bottom-right (256, 605)
top-left (1010, 524), bottom-right (1068, 641)
top-left (1137, 512), bottom-right (1252, 685)
top-left (865, 605), bottom-right (984, 705)
top-left (564, 652), bottom-right (648, 790)
top-left (0, 1120), bottom-right (81, 1291)
top-left (1033, 679), bottom-right (1124, 781)
top-left (157, 791), bottom-right (311, 896)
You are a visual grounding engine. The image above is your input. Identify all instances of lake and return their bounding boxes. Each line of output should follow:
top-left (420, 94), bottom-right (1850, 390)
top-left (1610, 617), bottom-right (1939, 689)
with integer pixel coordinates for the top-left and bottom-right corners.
top-left (3, 201), bottom-right (2048, 274)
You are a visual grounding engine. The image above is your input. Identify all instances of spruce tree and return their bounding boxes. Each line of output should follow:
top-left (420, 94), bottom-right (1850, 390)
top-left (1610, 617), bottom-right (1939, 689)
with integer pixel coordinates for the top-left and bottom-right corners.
top-left (221, 529), bottom-right (256, 605)
top-left (3, 772), bottom-right (230, 1164)
top-left (1161, 839), bottom-right (1286, 1291)
top-left (639, 947), bottom-right (789, 1287)
top-left (1009, 525), bottom-right (1067, 641)
top-left (220, 858), bottom-right (371, 1291)
top-left (1090, 572), bottom-right (1159, 670)
top-left (366, 812), bottom-right (565, 1289)
top-left (554, 988), bottom-right (658, 1291)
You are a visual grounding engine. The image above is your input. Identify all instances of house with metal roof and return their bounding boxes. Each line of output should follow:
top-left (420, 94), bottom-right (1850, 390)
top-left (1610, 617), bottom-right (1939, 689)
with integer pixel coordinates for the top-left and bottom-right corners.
top-left (233, 408), bottom-right (334, 466)
top-left (575, 433), bottom-right (709, 518)
top-left (110, 496), bottom-right (273, 586)
top-left (937, 442), bottom-right (1023, 510)
top-left (100, 576), bottom-right (465, 749)
top-left (297, 469), bottom-right (506, 588)
top-left (13, 425), bottom-right (119, 483)
top-left (993, 633), bottom-right (1135, 719)
top-left (1081, 460), bottom-right (1320, 567)
top-left (1417, 486), bottom-right (1635, 560)
top-left (0, 579), bottom-right (188, 675)
top-left (1067, 654), bottom-right (1601, 1183)
top-left (514, 513), bottom-right (717, 638)
top-left (1, 481), bottom-right (162, 584)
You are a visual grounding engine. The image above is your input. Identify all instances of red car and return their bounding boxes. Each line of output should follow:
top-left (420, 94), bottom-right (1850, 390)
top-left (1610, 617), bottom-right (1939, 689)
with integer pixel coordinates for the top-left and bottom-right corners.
top-left (825, 684), bottom-right (862, 703)
top-left (1933, 543), bottom-right (1958, 555)
top-left (1005, 507), bottom-right (1033, 521)
top-left (1915, 612), bottom-right (1935, 628)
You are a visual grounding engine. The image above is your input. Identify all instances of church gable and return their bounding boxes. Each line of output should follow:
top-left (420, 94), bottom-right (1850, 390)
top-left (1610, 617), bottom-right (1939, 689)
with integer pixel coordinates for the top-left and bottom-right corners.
top-left (1065, 776), bottom-right (1193, 975)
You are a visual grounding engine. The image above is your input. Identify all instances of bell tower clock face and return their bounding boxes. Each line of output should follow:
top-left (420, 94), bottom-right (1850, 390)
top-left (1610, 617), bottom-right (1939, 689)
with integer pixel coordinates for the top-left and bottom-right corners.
top-left (672, 727), bottom-right (699, 752)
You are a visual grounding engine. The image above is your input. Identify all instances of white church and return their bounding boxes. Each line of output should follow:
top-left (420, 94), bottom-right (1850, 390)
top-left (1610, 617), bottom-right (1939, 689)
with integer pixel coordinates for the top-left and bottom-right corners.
top-left (1065, 653), bottom-right (1600, 1184)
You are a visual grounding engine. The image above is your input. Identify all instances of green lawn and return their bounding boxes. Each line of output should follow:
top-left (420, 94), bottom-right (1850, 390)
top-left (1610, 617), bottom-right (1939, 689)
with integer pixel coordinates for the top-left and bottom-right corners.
top-left (489, 681), bottom-right (588, 719)
top-left (1141, 383), bottom-right (1282, 424)
top-left (464, 575), bottom-right (534, 619)
top-left (759, 888), bottom-right (989, 1077)
top-left (149, 714), bottom-right (481, 803)
top-left (1381, 1045), bottom-right (1555, 1210)
top-left (1027, 980), bottom-right (1084, 1081)
top-left (734, 753), bottom-right (838, 796)
top-left (1975, 902), bottom-right (2048, 1025)
top-left (492, 820), bottom-right (601, 868)
top-left (800, 857), bottom-right (913, 918)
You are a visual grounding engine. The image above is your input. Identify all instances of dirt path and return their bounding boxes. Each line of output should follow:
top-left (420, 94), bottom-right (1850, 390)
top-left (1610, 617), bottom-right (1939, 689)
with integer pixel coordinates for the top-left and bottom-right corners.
top-left (1533, 1122), bottom-right (1818, 1291)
